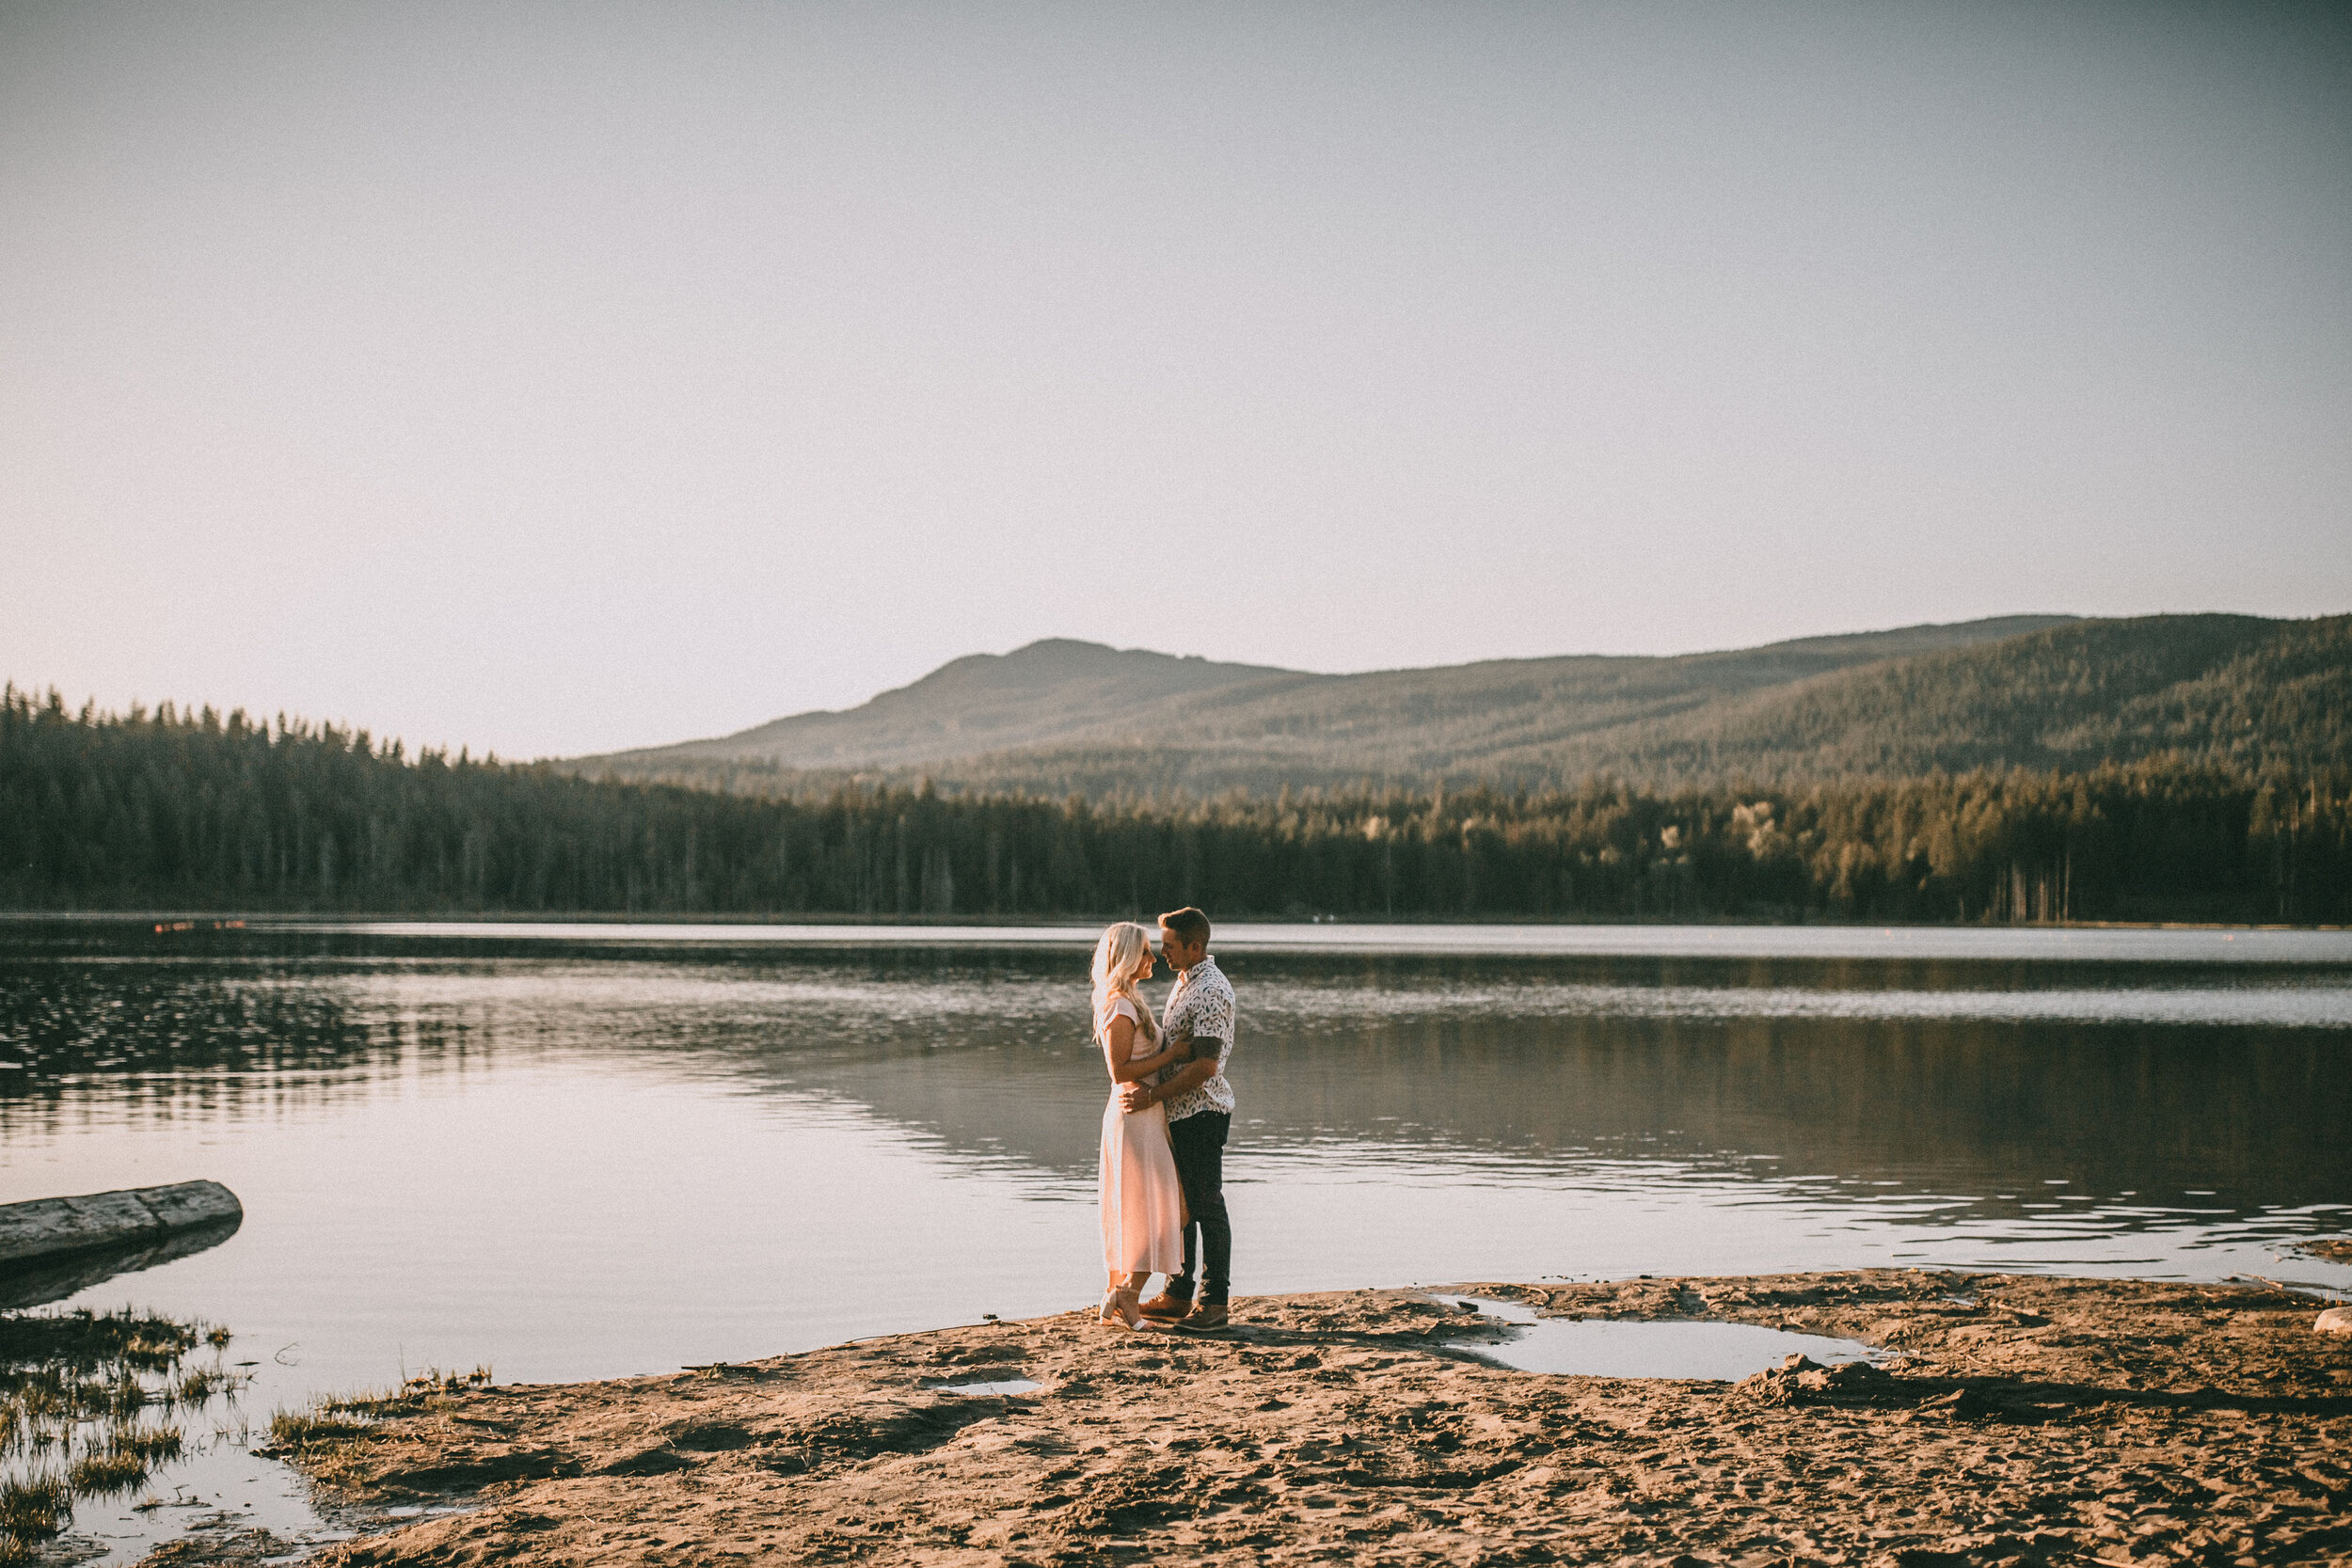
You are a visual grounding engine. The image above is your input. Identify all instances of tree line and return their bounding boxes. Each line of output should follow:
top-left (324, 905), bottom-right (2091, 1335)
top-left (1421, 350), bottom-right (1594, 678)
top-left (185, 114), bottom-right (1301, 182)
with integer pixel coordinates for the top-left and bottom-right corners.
top-left (4, 685), bottom-right (2344, 924)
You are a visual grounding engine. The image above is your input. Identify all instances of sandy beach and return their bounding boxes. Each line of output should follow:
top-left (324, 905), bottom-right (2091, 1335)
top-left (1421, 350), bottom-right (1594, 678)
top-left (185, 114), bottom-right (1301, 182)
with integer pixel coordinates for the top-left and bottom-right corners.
top-left (175, 1269), bottom-right (2351, 1567)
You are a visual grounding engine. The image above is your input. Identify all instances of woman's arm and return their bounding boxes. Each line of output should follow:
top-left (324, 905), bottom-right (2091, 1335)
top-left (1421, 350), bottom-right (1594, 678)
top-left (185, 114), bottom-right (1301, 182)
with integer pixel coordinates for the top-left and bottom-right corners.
top-left (1101, 1014), bottom-right (1187, 1084)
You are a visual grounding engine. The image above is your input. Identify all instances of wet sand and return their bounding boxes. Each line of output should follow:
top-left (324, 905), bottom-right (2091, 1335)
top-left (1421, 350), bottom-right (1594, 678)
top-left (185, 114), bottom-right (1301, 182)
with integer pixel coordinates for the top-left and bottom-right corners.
top-left (262, 1272), bottom-right (2350, 1567)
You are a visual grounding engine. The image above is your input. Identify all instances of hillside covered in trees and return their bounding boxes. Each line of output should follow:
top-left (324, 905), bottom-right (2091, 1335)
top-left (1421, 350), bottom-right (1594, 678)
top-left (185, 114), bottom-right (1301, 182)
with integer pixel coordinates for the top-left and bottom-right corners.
top-left (580, 614), bottom-right (2079, 791)
top-left (7, 686), bottom-right (2344, 925)
top-left (577, 614), bottom-right (2349, 799)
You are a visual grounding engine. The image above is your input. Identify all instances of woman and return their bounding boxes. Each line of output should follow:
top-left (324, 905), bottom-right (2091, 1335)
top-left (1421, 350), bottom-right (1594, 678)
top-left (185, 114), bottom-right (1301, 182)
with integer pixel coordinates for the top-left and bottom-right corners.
top-left (1092, 921), bottom-right (1190, 1327)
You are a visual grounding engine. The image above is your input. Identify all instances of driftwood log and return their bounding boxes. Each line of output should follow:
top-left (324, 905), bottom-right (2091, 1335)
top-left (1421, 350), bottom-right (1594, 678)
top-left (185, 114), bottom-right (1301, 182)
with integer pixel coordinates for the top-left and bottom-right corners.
top-left (0, 1180), bottom-right (243, 1273)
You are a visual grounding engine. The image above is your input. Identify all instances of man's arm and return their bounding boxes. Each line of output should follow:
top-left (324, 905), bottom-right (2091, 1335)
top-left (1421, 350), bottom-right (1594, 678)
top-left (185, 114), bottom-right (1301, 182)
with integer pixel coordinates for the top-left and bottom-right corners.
top-left (1120, 978), bottom-right (1233, 1111)
top-left (1119, 1030), bottom-right (1224, 1111)
top-left (1120, 1055), bottom-right (1216, 1111)
top-left (1193, 985), bottom-right (1234, 1049)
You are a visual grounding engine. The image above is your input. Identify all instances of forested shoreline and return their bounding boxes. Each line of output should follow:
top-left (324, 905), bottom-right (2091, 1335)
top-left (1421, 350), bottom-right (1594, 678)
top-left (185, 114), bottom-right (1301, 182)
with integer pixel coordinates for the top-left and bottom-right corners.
top-left (4, 686), bottom-right (2345, 924)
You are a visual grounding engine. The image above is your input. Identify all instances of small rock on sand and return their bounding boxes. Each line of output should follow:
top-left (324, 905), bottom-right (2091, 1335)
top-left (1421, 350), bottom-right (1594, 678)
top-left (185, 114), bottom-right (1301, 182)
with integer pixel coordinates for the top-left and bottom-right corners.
top-left (2316, 1306), bottom-right (2352, 1335)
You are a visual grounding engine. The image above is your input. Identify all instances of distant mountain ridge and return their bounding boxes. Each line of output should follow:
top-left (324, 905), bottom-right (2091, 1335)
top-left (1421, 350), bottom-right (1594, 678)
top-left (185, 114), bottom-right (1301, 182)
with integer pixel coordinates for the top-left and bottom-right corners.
top-left (597, 640), bottom-right (1296, 771)
top-left (572, 612), bottom-right (2351, 795)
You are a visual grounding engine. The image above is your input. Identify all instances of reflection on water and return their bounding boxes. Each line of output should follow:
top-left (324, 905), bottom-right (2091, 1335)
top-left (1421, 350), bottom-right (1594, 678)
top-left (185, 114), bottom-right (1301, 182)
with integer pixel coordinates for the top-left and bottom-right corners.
top-left (2, 922), bottom-right (2348, 1406)
top-left (1451, 1297), bottom-right (1879, 1381)
top-left (928, 1379), bottom-right (1043, 1396)
top-left (0, 1218), bottom-right (243, 1312)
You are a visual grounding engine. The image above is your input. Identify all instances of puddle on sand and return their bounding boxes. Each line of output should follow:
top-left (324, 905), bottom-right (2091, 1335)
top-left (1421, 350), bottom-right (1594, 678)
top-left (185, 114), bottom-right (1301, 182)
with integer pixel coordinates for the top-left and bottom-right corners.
top-left (927, 1378), bottom-right (1041, 1396)
top-left (43, 1422), bottom-right (351, 1565)
top-left (61, 1455), bottom-right (463, 1567)
top-left (30, 1355), bottom-right (466, 1565)
top-left (1445, 1297), bottom-right (1879, 1382)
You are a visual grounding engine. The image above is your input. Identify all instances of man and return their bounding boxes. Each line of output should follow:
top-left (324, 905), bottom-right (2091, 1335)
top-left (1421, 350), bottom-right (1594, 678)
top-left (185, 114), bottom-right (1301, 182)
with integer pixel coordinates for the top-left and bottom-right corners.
top-left (1120, 905), bottom-right (1234, 1329)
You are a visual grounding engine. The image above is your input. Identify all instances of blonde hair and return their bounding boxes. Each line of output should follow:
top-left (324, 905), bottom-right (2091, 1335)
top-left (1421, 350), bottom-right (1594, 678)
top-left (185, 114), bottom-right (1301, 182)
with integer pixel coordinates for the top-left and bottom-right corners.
top-left (1090, 922), bottom-right (1159, 1043)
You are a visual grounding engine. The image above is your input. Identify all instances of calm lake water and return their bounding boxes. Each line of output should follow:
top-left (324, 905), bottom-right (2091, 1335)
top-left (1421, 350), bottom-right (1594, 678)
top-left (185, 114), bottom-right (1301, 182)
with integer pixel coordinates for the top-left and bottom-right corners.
top-left (4, 918), bottom-right (2350, 1552)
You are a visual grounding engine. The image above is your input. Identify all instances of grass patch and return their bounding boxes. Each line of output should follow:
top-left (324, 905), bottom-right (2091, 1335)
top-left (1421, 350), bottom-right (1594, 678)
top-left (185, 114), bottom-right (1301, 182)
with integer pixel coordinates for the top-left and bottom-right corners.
top-left (62, 1421), bottom-right (187, 1499)
top-left (266, 1409), bottom-right (376, 1453)
top-left (174, 1367), bottom-right (235, 1406)
top-left (321, 1364), bottom-right (495, 1422)
top-left (0, 1308), bottom-right (205, 1375)
top-left (64, 1449), bottom-right (147, 1497)
top-left (263, 1364), bottom-right (495, 1487)
top-left (388, 1365), bottom-right (495, 1404)
top-left (109, 1426), bottom-right (183, 1465)
top-left (0, 1475), bottom-right (67, 1539)
top-left (0, 1307), bottom-right (239, 1558)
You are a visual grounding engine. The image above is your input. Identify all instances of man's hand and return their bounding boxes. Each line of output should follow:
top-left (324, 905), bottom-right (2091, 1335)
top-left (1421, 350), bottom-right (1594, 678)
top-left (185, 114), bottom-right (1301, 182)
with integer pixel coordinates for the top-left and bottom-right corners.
top-left (1168, 1035), bottom-right (1196, 1063)
top-left (1118, 1082), bottom-right (1155, 1113)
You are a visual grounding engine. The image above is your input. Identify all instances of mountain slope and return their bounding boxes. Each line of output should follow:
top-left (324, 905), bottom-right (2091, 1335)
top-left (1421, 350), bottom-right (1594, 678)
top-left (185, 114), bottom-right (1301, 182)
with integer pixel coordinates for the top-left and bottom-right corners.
top-left (580, 616), bottom-right (2077, 786)
top-left (1007, 615), bottom-right (2090, 781)
top-left (573, 612), bottom-right (2350, 795)
top-left (588, 640), bottom-right (1296, 773)
top-left (978, 614), bottom-right (2352, 792)
top-left (1583, 613), bottom-right (2347, 782)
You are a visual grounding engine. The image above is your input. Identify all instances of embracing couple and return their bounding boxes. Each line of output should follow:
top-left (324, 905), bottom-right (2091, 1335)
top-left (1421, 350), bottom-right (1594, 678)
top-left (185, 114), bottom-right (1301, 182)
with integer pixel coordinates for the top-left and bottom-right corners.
top-left (1091, 906), bottom-right (1234, 1332)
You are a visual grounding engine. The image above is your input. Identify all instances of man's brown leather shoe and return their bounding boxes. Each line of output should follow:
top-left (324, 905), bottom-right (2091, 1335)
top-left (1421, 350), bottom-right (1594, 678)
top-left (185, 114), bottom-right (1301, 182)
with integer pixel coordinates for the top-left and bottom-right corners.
top-left (1178, 1302), bottom-right (1229, 1330)
top-left (1138, 1293), bottom-right (1193, 1322)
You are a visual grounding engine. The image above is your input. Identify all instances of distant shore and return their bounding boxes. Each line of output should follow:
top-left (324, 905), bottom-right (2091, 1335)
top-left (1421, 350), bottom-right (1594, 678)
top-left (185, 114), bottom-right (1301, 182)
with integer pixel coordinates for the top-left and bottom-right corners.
top-left (270, 1271), bottom-right (2352, 1568)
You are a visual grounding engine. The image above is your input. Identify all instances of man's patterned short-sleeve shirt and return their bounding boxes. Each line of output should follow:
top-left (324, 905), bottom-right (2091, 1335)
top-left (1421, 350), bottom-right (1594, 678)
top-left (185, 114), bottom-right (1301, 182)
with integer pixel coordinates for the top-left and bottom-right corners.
top-left (1159, 955), bottom-right (1235, 1121)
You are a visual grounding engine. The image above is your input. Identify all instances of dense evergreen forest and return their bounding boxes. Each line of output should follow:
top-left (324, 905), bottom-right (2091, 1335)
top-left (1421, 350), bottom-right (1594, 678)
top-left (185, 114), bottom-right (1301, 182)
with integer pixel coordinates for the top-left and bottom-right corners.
top-left (5, 686), bottom-right (2344, 924)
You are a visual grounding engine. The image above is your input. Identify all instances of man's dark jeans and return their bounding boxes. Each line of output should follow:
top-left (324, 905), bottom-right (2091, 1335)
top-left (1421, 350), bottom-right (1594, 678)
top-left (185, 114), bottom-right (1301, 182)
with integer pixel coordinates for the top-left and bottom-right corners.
top-left (1165, 1110), bottom-right (1232, 1305)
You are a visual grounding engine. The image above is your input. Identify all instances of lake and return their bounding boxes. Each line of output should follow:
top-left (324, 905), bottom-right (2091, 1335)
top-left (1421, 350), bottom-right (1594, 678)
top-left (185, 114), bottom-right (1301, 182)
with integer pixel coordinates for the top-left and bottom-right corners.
top-left (3, 918), bottom-right (2349, 1554)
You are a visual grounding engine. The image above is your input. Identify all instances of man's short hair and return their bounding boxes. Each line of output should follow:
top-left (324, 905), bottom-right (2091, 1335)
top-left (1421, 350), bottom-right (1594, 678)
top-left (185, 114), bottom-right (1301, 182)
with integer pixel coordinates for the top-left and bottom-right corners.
top-left (1158, 907), bottom-right (1211, 949)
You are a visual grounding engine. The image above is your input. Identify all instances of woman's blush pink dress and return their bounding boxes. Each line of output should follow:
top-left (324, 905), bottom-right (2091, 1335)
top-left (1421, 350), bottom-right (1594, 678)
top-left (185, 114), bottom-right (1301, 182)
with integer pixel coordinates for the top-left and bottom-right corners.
top-left (1097, 995), bottom-right (1185, 1277)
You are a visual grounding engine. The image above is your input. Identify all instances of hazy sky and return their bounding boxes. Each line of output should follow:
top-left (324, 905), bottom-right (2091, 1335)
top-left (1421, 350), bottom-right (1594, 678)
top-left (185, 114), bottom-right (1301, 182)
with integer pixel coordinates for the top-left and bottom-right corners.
top-left (5, 2), bottom-right (2347, 759)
